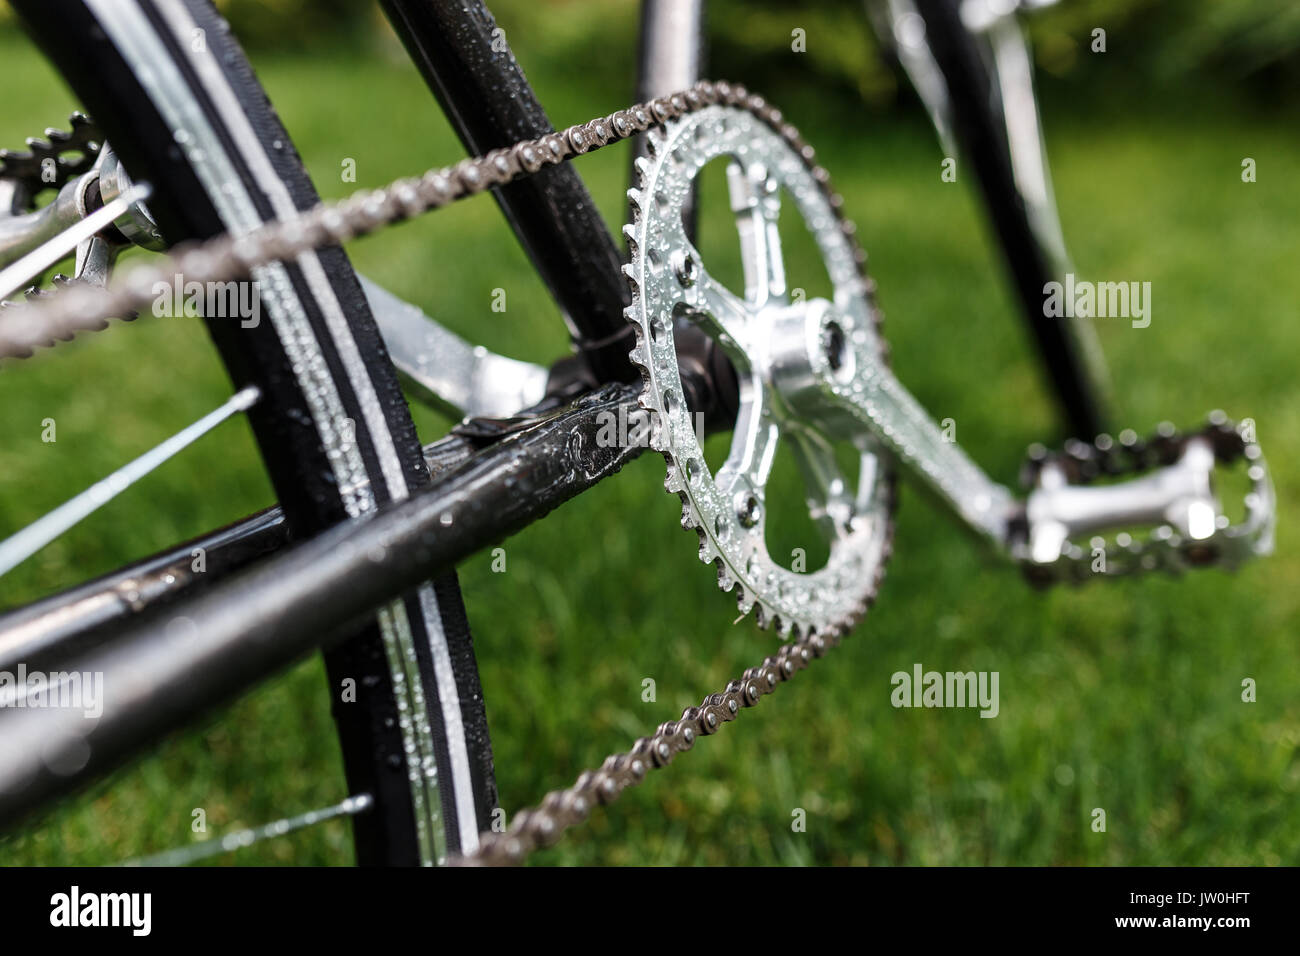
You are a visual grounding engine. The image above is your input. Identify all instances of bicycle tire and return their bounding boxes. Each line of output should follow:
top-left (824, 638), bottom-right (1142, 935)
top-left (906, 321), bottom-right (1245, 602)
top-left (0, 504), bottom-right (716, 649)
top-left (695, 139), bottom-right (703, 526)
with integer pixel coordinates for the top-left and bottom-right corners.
top-left (12, 0), bottom-right (497, 865)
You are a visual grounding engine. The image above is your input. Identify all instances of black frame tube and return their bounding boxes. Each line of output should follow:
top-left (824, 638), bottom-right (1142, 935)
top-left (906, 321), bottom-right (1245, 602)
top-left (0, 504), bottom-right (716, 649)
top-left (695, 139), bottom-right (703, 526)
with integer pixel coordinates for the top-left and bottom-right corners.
top-left (0, 508), bottom-right (287, 673)
top-left (0, 432), bottom-right (481, 673)
top-left (379, 0), bottom-right (637, 384)
top-left (0, 384), bottom-right (646, 827)
top-left (914, 0), bottom-right (1107, 440)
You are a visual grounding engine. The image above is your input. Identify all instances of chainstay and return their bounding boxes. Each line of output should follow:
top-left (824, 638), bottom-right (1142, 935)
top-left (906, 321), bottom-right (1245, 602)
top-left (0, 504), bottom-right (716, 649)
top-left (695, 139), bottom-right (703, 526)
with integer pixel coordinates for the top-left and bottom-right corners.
top-left (0, 80), bottom-right (864, 359)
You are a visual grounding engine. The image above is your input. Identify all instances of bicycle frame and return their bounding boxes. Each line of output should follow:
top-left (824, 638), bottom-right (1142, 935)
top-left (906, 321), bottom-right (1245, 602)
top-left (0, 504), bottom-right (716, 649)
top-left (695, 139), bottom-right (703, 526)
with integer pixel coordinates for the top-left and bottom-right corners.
top-left (874, 0), bottom-right (1111, 439)
top-left (0, 0), bottom-right (1138, 833)
top-left (0, 0), bottom-right (717, 829)
top-left (0, 383), bottom-right (647, 824)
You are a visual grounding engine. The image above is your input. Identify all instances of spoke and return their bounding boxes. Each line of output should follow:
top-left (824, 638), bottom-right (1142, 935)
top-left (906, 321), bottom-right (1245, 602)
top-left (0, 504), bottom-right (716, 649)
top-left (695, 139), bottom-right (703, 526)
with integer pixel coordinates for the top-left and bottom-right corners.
top-left (0, 181), bottom-right (148, 301)
top-left (0, 386), bottom-right (260, 578)
top-left (123, 793), bottom-right (373, 867)
top-left (728, 160), bottom-right (786, 307)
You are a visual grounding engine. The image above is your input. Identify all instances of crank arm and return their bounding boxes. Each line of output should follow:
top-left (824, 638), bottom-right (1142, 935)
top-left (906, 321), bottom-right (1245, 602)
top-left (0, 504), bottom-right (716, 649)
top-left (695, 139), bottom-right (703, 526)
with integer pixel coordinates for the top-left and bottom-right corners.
top-left (786, 298), bottom-right (1274, 581)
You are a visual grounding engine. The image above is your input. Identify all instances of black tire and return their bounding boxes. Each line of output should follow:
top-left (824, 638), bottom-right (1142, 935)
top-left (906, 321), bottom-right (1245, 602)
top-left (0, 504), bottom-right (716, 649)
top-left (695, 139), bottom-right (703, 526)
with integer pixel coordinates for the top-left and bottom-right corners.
top-left (13, 0), bottom-right (497, 865)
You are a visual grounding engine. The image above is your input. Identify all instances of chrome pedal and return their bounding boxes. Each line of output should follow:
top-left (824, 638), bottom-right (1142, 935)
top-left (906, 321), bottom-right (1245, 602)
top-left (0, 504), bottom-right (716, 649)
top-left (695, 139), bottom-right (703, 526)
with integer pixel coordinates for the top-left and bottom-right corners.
top-left (1015, 413), bottom-right (1274, 584)
top-left (763, 291), bottom-right (1274, 586)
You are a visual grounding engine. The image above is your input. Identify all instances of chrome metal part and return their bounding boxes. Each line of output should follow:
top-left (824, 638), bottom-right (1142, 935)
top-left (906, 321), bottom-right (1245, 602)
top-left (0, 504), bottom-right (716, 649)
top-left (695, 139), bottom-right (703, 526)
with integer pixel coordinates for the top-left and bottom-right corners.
top-left (0, 180), bottom-right (148, 302)
top-left (0, 133), bottom-right (162, 345)
top-left (1015, 415), bottom-right (1275, 581)
top-left (869, 0), bottom-right (1110, 436)
top-left (125, 793), bottom-right (374, 867)
top-left (795, 296), bottom-right (1016, 546)
top-left (794, 301), bottom-right (1273, 580)
top-left (95, 148), bottom-right (165, 251)
top-left (0, 170), bottom-right (97, 270)
top-left (873, 0), bottom-right (958, 153)
top-left (625, 103), bottom-right (896, 638)
top-left (1026, 437), bottom-right (1219, 565)
top-left (0, 386), bottom-right (260, 578)
top-left (361, 276), bottom-right (549, 419)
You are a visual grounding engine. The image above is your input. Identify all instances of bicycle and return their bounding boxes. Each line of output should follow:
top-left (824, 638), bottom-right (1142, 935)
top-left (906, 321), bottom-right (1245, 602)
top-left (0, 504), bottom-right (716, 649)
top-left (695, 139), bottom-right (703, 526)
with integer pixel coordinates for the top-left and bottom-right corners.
top-left (0, 0), bottom-right (1275, 866)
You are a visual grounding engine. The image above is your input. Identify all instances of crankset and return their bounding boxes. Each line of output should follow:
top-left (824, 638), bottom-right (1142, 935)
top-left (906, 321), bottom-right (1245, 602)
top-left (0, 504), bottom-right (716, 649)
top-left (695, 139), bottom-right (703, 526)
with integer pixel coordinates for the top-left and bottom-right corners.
top-left (478, 86), bottom-right (1274, 865)
top-left (624, 102), bottom-right (1275, 638)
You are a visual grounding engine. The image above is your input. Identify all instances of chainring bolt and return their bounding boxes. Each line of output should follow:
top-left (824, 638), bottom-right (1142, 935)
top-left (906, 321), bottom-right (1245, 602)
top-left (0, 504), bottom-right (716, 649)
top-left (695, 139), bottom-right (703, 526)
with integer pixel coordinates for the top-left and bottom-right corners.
top-left (736, 492), bottom-right (761, 528)
top-left (673, 250), bottom-right (697, 287)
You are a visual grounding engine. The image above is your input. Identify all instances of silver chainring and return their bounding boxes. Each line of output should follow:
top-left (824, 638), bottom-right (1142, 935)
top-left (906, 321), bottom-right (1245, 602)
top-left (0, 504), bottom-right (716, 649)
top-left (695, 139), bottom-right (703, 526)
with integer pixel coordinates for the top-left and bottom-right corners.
top-left (624, 103), bottom-right (895, 638)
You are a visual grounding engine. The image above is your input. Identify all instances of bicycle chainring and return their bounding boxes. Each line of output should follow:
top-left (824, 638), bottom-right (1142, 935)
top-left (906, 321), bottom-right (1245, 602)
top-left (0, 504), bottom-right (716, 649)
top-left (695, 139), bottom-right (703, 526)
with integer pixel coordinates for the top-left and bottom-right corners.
top-left (623, 103), bottom-right (896, 639)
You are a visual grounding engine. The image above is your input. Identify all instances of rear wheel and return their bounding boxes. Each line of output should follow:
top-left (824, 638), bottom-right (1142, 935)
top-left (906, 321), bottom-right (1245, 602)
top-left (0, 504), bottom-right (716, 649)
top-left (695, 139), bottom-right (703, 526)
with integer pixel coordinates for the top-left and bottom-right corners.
top-left (12, 0), bottom-right (497, 864)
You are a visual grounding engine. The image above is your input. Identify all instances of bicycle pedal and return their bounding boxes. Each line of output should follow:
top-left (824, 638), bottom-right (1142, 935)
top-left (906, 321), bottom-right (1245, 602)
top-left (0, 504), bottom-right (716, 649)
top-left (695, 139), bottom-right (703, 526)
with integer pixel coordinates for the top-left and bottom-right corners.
top-left (1015, 411), bottom-right (1274, 584)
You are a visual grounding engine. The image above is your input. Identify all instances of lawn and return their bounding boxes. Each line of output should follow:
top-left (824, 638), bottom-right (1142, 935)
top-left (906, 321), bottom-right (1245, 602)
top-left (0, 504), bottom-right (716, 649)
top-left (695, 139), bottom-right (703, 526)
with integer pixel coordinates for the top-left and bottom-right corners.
top-left (0, 0), bottom-right (1297, 865)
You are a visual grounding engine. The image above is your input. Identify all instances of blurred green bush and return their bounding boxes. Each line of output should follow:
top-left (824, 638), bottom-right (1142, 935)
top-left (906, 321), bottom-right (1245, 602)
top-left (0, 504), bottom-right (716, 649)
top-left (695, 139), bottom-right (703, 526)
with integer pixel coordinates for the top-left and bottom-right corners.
top-left (3, 0), bottom-right (1299, 97)
top-left (709, 0), bottom-right (1300, 104)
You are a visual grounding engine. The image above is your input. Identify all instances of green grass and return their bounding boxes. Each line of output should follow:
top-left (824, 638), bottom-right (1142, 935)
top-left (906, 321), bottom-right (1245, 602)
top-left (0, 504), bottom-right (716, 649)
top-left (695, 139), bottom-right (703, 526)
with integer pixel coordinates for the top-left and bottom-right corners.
top-left (1, 0), bottom-right (1298, 865)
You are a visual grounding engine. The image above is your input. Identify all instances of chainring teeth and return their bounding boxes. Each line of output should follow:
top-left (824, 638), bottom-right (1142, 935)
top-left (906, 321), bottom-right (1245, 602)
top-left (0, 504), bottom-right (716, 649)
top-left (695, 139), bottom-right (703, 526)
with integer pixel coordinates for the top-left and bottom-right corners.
top-left (624, 101), bottom-right (894, 640)
top-left (0, 112), bottom-right (103, 202)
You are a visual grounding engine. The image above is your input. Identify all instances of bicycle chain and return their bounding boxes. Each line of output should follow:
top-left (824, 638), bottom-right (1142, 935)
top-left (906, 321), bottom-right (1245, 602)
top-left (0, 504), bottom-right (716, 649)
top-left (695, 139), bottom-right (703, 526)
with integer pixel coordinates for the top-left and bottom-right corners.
top-left (0, 81), bottom-right (863, 359)
top-left (2, 82), bottom-right (895, 864)
top-left (1018, 411), bottom-right (1271, 584)
top-left (459, 553), bottom-right (888, 866)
